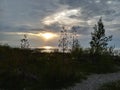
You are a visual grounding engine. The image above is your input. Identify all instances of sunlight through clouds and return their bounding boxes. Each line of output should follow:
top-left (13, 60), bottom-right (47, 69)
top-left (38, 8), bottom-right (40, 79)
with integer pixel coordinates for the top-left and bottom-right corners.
top-left (107, 1), bottom-right (112, 4)
top-left (2, 32), bottom-right (58, 40)
top-left (42, 8), bottom-right (84, 26)
top-left (41, 32), bottom-right (58, 40)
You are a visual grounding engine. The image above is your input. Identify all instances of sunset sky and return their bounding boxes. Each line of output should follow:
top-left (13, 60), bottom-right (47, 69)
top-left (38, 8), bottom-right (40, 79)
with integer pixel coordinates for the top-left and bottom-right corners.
top-left (0, 0), bottom-right (120, 49)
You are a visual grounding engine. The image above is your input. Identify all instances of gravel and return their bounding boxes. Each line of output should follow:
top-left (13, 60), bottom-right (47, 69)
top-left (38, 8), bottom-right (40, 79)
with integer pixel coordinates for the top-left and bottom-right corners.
top-left (63, 71), bottom-right (120, 90)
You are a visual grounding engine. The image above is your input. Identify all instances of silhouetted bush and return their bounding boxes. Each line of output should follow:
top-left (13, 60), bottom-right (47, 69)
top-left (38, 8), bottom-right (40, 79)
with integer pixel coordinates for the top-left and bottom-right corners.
top-left (0, 45), bottom-right (87, 89)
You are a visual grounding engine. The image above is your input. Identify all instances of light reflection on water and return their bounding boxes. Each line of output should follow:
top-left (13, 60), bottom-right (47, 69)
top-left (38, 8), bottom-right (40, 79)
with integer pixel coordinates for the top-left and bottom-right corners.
top-left (39, 46), bottom-right (58, 53)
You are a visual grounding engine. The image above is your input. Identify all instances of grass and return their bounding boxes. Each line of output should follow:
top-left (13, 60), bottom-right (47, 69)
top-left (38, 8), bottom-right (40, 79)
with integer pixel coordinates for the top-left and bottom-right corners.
top-left (0, 45), bottom-right (120, 89)
top-left (98, 80), bottom-right (120, 90)
top-left (0, 45), bottom-right (87, 89)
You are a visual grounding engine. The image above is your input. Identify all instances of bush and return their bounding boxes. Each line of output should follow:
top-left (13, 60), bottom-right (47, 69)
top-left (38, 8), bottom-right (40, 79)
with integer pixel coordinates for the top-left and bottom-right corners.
top-left (0, 45), bottom-right (86, 89)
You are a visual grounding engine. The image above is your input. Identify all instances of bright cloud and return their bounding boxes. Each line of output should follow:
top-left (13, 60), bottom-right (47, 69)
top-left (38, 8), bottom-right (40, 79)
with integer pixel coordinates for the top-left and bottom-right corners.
top-left (42, 8), bottom-right (85, 26)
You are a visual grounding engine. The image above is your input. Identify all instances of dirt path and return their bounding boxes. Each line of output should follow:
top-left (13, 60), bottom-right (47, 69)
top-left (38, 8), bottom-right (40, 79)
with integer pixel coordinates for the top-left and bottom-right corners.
top-left (63, 72), bottom-right (120, 90)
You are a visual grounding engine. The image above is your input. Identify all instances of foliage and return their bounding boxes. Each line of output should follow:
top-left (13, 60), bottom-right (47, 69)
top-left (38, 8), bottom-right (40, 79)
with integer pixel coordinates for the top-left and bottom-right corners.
top-left (71, 26), bottom-right (80, 51)
top-left (90, 18), bottom-right (112, 55)
top-left (0, 45), bottom-right (86, 89)
top-left (0, 42), bottom-right (120, 89)
top-left (58, 26), bottom-right (69, 53)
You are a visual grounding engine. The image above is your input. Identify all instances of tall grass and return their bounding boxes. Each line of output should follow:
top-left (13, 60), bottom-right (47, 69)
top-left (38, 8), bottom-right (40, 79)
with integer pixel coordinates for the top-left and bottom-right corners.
top-left (0, 45), bottom-right (119, 89)
top-left (0, 45), bottom-right (86, 89)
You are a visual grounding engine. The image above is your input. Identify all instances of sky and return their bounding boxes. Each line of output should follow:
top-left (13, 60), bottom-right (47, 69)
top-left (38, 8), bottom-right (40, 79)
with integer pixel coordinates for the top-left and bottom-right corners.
top-left (0, 0), bottom-right (120, 49)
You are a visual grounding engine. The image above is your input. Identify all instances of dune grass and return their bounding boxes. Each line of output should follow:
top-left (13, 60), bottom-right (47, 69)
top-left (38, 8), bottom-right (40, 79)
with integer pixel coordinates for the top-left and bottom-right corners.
top-left (0, 45), bottom-right (119, 89)
top-left (0, 45), bottom-right (87, 89)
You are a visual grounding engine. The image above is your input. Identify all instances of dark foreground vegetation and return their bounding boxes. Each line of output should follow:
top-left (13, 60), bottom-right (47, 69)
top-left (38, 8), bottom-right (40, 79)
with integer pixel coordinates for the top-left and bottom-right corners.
top-left (0, 45), bottom-right (120, 90)
top-left (0, 45), bottom-right (85, 90)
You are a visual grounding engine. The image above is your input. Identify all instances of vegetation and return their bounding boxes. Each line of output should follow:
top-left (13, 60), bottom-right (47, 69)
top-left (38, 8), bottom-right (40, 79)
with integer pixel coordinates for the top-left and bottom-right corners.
top-left (0, 18), bottom-right (120, 89)
top-left (0, 44), bottom-right (120, 89)
top-left (58, 26), bottom-right (69, 53)
top-left (0, 45), bottom-right (87, 90)
top-left (98, 80), bottom-right (120, 90)
top-left (71, 26), bottom-right (80, 51)
top-left (90, 18), bottom-right (112, 55)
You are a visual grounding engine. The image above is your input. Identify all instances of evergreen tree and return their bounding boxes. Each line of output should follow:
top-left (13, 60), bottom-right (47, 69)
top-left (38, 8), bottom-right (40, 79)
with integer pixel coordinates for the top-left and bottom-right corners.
top-left (90, 18), bottom-right (112, 55)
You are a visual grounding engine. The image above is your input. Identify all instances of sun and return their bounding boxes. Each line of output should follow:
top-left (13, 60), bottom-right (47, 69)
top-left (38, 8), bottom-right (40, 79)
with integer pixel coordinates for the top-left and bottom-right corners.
top-left (43, 46), bottom-right (53, 50)
top-left (41, 32), bottom-right (57, 40)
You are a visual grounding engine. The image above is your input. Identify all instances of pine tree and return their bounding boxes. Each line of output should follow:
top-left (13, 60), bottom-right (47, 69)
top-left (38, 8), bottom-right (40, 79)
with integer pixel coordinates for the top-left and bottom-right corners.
top-left (90, 18), bottom-right (112, 55)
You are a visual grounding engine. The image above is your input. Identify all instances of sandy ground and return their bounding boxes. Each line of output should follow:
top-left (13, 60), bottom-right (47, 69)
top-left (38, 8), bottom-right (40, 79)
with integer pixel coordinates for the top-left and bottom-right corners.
top-left (63, 71), bottom-right (120, 90)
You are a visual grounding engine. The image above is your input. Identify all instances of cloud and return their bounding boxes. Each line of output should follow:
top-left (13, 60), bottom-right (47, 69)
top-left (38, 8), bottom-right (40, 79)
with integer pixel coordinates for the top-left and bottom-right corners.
top-left (0, 0), bottom-right (62, 31)
top-left (42, 8), bottom-right (83, 26)
top-left (59, 0), bottom-right (120, 23)
top-left (0, 0), bottom-right (120, 48)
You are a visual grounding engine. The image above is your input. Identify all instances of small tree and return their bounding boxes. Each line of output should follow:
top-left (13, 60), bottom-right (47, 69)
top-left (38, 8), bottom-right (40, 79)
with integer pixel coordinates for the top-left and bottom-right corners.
top-left (58, 26), bottom-right (69, 54)
top-left (71, 26), bottom-right (80, 51)
top-left (70, 26), bottom-right (83, 60)
top-left (20, 34), bottom-right (29, 49)
top-left (90, 18), bottom-right (112, 55)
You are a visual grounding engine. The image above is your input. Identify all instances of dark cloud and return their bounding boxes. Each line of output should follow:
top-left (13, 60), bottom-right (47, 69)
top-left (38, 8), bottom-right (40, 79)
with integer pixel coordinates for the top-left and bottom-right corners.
top-left (0, 0), bottom-right (61, 31)
top-left (0, 24), bottom-right (32, 32)
top-left (69, 26), bottom-right (91, 35)
top-left (59, 0), bottom-right (120, 19)
top-left (43, 23), bottom-right (61, 33)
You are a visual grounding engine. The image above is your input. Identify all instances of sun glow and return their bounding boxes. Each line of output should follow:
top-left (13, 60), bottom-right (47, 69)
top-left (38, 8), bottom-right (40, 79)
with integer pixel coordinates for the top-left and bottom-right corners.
top-left (41, 46), bottom-right (55, 53)
top-left (41, 33), bottom-right (57, 40)
top-left (43, 46), bottom-right (53, 50)
top-left (7, 32), bottom-right (58, 40)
